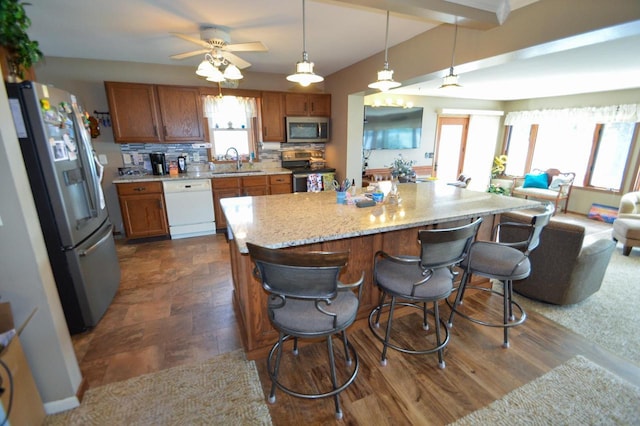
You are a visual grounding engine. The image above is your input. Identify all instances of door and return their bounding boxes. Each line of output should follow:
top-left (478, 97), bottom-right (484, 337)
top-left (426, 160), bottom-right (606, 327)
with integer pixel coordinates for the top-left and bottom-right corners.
top-left (66, 220), bottom-right (121, 327)
top-left (434, 117), bottom-right (469, 183)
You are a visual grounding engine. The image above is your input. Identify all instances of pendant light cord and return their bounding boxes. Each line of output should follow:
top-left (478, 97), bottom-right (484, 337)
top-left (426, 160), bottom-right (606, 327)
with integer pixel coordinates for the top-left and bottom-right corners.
top-left (302, 0), bottom-right (307, 57)
top-left (383, 11), bottom-right (390, 67)
top-left (449, 20), bottom-right (459, 70)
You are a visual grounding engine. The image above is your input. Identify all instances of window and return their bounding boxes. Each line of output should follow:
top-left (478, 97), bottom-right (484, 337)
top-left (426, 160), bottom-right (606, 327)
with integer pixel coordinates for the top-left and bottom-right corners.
top-left (504, 105), bottom-right (639, 192)
top-left (203, 95), bottom-right (259, 161)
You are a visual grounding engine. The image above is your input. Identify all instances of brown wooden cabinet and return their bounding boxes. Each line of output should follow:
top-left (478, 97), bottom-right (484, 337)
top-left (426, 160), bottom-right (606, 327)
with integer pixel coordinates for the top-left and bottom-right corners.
top-left (285, 93), bottom-right (331, 117)
top-left (212, 177), bottom-right (241, 231)
top-left (212, 174), bottom-right (292, 230)
top-left (269, 174), bottom-right (292, 194)
top-left (105, 82), bottom-right (204, 143)
top-left (117, 181), bottom-right (169, 239)
top-left (261, 91), bottom-right (285, 142)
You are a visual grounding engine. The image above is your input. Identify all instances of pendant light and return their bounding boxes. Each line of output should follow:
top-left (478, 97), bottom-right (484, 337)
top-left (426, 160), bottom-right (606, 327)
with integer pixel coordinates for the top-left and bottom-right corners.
top-left (368, 11), bottom-right (401, 92)
top-left (440, 20), bottom-right (462, 89)
top-left (287, 0), bottom-right (324, 87)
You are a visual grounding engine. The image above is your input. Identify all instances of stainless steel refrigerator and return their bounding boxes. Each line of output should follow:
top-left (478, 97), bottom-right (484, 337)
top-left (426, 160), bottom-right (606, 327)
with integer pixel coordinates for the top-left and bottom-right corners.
top-left (7, 81), bottom-right (121, 334)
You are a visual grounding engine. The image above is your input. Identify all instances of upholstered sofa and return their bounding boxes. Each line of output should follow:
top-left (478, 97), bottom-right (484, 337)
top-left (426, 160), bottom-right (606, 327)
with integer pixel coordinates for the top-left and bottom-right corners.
top-left (612, 191), bottom-right (640, 256)
top-left (499, 210), bottom-right (615, 305)
top-left (512, 169), bottom-right (575, 214)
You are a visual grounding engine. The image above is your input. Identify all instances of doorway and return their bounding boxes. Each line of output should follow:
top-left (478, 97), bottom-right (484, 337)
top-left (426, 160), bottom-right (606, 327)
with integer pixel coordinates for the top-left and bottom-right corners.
top-left (434, 117), bottom-right (468, 183)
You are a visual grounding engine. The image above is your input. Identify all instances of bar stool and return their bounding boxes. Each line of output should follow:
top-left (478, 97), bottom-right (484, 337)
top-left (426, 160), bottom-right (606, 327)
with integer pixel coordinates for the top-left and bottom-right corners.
top-left (247, 243), bottom-right (364, 420)
top-left (447, 202), bottom-right (554, 347)
top-left (368, 218), bottom-right (482, 368)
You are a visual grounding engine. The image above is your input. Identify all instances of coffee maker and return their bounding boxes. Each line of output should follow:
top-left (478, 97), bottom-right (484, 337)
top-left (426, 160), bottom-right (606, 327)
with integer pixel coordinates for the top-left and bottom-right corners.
top-left (149, 153), bottom-right (166, 175)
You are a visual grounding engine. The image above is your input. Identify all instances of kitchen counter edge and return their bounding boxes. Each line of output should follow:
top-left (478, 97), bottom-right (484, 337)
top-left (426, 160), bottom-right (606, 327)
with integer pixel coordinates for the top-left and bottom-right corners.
top-left (113, 168), bottom-right (292, 184)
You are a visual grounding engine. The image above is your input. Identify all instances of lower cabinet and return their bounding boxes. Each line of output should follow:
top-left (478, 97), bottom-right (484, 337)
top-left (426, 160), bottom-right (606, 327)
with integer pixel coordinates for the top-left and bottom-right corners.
top-left (269, 174), bottom-right (292, 194)
top-left (117, 182), bottom-right (169, 239)
top-left (212, 174), bottom-right (292, 231)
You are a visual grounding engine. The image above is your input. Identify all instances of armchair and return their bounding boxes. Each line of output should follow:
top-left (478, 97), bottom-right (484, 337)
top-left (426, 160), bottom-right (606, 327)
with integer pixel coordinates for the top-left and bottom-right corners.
top-left (512, 168), bottom-right (575, 214)
top-left (500, 210), bottom-right (615, 305)
top-left (612, 191), bottom-right (640, 256)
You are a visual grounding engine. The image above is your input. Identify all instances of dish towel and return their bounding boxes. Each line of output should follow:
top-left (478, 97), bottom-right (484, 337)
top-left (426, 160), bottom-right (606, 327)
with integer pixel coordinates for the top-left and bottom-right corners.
top-left (307, 174), bottom-right (323, 192)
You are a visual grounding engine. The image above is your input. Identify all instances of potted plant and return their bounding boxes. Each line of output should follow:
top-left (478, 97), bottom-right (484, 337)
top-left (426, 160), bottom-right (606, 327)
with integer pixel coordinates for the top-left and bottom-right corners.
top-left (488, 154), bottom-right (512, 195)
top-left (0, 1), bottom-right (43, 81)
top-left (389, 155), bottom-right (415, 182)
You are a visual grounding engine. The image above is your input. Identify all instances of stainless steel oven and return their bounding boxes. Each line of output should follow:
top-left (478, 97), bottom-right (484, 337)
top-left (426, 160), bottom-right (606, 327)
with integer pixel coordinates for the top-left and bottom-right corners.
top-left (282, 150), bottom-right (335, 193)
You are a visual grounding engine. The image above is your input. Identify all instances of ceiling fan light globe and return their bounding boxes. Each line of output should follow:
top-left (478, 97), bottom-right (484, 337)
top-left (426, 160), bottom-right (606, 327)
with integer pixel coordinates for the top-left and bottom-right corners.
top-left (205, 67), bottom-right (225, 82)
top-left (196, 60), bottom-right (216, 77)
top-left (223, 64), bottom-right (243, 80)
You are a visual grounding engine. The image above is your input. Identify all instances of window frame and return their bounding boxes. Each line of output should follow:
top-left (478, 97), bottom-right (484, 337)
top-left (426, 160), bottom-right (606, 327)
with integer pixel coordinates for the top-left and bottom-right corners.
top-left (504, 121), bottom-right (639, 194)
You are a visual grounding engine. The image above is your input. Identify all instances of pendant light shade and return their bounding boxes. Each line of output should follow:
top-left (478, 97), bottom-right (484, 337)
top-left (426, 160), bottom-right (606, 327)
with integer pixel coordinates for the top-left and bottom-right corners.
top-left (287, 0), bottom-right (324, 86)
top-left (369, 11), bottom-right (401, 92)
top-left (440, 21), bottom-right (462, 89)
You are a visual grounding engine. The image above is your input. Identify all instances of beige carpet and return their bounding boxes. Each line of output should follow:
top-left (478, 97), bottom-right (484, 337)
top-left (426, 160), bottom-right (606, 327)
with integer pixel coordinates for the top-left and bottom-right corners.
top-left (44, 349), bottom-right (272, 425)
top-left (450, 355), bottom-right (640, 425)
top-left (515, 248), bottom-right (640, 365)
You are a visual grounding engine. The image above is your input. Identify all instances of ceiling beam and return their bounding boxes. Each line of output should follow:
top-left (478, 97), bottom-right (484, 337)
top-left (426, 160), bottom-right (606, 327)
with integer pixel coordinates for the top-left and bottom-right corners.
top-left (328, 0), bottom-right (509, 29)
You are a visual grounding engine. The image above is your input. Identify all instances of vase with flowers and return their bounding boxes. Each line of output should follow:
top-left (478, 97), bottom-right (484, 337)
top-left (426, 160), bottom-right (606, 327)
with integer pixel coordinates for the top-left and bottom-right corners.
top-left (389, 155), bottom-right (415, 182)
top-left (488, 154), bottom-right (512, 195)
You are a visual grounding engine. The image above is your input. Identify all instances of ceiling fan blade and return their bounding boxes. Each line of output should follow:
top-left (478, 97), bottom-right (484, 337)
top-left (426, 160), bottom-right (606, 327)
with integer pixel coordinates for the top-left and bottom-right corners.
top-left (223, 41), bottom-right (268, 52)
top-left (221, 51), bottom-right (251, 69)
top-left (170, 49), bottom-right (210, 60)
top-left (171, 32), bottom-right (210, 49)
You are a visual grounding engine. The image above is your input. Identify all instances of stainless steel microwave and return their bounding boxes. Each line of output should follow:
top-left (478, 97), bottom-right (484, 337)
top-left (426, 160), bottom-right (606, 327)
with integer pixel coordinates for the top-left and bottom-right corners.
top-left (285, 116), bottom-right (330, 143)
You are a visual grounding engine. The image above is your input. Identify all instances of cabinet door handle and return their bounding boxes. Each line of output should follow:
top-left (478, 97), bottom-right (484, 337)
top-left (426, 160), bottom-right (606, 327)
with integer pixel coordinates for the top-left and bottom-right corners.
top-left (163, 126), bottom-right (168, 137)
top-left (134, 187), bottom-right (146, 192)
top-left (311, 102), bottom-right (315, 112)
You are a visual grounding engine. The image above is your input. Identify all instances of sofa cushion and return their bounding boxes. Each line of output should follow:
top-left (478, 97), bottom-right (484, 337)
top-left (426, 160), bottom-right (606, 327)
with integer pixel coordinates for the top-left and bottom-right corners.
top-left (523, 173), bottom-right (549, 189)
top-left (549, 175), bottom-right (573, 192)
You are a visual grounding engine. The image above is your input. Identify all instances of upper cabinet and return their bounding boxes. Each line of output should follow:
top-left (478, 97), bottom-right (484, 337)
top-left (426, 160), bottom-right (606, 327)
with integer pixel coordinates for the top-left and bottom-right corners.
top-left (285, 93), bottom-right (331, 117)
top-left (261, 91), bottom-right (285, 142)
top-left (156, 85), bottom-right (205, 141)
top-left (105, 82), bottom-right (204, 143)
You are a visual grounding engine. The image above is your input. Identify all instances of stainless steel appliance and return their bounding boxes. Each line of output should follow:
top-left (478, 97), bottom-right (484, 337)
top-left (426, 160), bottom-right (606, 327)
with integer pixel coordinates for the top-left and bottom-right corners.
top-left (150, 152), bottom-right (167, 175)
top-left (162, 180), bottom-right (216, 239)
top-left (7, 81), bottom-right (121, 334)
top-left (285, 116), bottom-right (330, 143)
top-left (177, 155), bottom-right (187, 173)
top-left (281, 150), bottom-right (336, 192)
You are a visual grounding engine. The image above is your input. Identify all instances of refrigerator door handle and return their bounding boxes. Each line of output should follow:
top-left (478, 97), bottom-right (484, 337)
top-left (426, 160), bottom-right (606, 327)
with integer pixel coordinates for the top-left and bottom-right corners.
top-left (73, 105), bottom-right (101, 218)
top-left (79, 225), bottom-right (113, 257)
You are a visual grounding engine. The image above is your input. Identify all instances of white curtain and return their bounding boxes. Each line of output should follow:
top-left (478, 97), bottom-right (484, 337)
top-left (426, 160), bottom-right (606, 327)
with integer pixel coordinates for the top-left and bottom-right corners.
top-left (203, 95), bottom-right (257, 128)
top-left (505, 104), bottom-right (640, 126)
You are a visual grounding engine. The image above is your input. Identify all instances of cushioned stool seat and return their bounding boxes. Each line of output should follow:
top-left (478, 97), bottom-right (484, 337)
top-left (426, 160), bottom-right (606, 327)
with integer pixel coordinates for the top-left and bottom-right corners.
top-left (612, 218), bottom-right (640, 256)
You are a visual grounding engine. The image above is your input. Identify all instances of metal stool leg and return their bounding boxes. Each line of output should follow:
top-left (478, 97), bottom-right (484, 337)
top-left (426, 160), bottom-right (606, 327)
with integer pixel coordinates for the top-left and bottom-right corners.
top-left (434, 301), bottom-right (445, 369)
top-left (268, 332), bottom-right (286, 403)
top-left (448, 270), bottom-right (470, 327)
top-left (326, 335), bottom-right (343, 420)
top-left (381, 296), bottom-right (397, 366)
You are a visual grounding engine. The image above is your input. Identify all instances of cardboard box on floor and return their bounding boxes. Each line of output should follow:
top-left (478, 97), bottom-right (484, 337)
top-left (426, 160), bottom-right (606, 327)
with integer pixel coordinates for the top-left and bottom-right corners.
top-left (0, 302), bottom-right (45, 425)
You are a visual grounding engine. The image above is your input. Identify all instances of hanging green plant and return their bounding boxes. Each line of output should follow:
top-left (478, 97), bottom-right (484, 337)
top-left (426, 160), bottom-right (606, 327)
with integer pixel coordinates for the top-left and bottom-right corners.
top-left (0, 1), bottom-right (43, 79)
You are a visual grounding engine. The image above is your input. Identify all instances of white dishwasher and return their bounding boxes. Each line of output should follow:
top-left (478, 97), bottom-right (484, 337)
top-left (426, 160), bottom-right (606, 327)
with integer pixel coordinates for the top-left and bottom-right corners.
top-left (162, 179), bottom-right (215, 239)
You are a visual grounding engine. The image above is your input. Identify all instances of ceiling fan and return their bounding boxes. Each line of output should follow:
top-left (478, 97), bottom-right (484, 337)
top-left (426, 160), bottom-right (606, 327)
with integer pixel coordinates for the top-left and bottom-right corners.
top-left (170, 26), bottom-right (268, 70)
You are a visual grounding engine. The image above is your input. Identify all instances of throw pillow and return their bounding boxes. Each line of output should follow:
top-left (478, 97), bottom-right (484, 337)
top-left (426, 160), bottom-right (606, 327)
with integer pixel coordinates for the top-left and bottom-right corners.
top-left (522, 173), bottom-right (549, 189)
top-left (549, 175), bottom-right (572, 191)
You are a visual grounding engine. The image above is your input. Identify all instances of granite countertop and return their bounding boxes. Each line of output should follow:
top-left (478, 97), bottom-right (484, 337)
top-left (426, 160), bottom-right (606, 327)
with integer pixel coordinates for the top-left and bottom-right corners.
top-left (113, 168), bottom-right (292, 183)
top-left (220, 182), bottom-right (540, 253)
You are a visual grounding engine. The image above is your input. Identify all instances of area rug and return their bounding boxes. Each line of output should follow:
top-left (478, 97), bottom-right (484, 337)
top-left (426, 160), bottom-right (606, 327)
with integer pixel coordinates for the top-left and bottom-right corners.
top-left (515, 248), bottom-right (640, 365)
top-left (450, 355), bottom-right (640, 425)
top-left (44, 349), bottom-right (272, 425)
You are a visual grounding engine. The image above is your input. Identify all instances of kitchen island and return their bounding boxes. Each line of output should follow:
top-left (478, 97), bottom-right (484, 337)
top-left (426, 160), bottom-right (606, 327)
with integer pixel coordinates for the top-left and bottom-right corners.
top-left (221, 182), bottom-right (539, 359)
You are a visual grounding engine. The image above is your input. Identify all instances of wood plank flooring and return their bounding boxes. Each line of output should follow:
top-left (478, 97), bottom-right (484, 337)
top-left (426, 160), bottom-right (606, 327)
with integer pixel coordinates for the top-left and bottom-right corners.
top-left (71, 213), bottom-right (640, 425)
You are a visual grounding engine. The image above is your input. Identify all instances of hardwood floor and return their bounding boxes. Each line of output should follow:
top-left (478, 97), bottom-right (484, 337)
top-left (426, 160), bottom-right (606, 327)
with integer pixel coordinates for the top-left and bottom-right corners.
top-left (71, 213), bottom-right (640, 424)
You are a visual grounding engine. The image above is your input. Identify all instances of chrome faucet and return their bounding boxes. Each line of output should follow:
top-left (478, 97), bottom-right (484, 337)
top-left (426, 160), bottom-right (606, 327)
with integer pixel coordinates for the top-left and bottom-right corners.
top-left (225, 147), bottom-right (242, 170)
